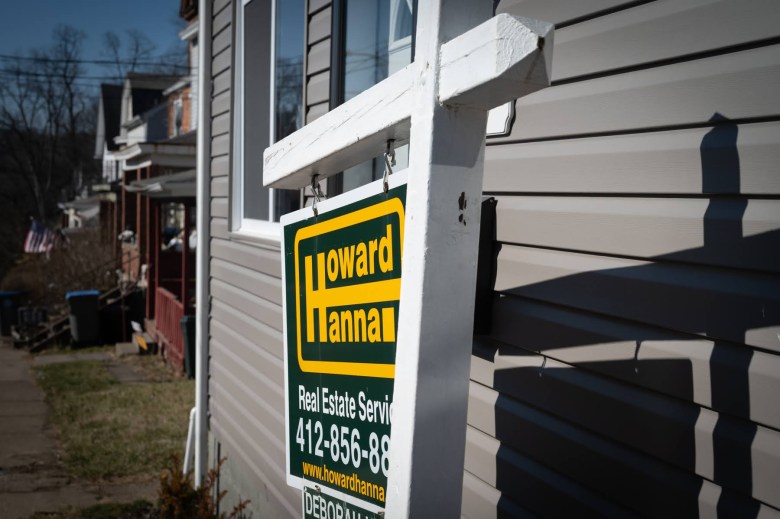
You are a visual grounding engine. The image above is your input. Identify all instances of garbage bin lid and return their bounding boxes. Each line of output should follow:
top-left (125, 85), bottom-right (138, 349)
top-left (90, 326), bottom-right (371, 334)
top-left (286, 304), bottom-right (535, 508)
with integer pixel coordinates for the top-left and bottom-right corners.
top-left (0, 291), bottom-right (23, 297)
top-left (65, 290), bottom-right (100, 299)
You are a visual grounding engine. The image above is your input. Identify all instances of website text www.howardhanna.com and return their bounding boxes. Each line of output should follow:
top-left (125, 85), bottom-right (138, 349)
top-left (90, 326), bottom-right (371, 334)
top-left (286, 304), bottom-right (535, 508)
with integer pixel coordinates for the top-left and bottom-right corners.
top-left (302, 462), bottom-right (385, 503)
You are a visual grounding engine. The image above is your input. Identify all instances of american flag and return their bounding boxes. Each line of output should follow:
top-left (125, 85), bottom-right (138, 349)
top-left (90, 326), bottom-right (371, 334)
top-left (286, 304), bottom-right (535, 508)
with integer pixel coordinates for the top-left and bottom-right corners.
top-left (23, 220), bottom-right (60, 254)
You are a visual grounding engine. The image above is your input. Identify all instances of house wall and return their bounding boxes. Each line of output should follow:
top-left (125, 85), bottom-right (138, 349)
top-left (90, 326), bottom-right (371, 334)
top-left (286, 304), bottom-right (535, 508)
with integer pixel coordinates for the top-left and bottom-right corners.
top-left (205, 0), bottom-right (780, 516)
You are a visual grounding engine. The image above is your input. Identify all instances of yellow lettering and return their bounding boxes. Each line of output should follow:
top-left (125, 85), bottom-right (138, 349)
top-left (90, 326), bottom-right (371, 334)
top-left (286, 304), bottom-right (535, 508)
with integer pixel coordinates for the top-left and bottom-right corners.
top-left (338, 246), bottom-right (355, 278)
top-left (328, 311), bottom-right (340, 342)
top-left (340, 310), bottom-right (353, 342)
top-left (379, 224), bottom-right (393, 273)
top-left (367, 308), bottom-right (381, 343)
top-left (355, 242), bottom-right (368, 277)
top-left (368, 239), bottom-right (378, 274)
top-left (326, 249), bottom-right (338, 282)
top-left (381, 307), bottom-right (395, 343)
top-left (353, 309), bottom-right (367, 342)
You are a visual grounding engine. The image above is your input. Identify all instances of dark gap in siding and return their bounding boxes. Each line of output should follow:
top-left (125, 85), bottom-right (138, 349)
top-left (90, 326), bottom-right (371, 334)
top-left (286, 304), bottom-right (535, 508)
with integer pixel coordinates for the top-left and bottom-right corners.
top-left (308, 3), bottom-right (330, 17)
top-left (483, 192), bottom-right (780, 201)
top-left (486, 115), bottom-right (780, 146)
top-left (553, 37), bottom-right (780, 86)
top-left (496, 238), bottom-right (780, 279)
top-left (307, 34), bottom-right (330, 47)
top-left (554, 0), bottom-right (658, 29)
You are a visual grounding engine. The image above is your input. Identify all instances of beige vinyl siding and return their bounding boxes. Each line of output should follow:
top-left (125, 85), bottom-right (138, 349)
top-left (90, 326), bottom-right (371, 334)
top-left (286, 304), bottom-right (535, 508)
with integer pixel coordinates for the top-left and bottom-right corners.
top-left (203, 0), bottom-right (780, 517)
top-left (205, 1), bottom-right (298, 516)
top-left (469, 0), bottom-right (780, 515)
top-left (305, 1), bottom-right (331, 122)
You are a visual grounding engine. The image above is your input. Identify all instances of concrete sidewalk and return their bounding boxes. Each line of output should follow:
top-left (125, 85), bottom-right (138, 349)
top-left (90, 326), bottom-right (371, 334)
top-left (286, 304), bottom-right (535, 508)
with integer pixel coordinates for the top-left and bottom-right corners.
top-left (0, 339), bottom-right (155, 518)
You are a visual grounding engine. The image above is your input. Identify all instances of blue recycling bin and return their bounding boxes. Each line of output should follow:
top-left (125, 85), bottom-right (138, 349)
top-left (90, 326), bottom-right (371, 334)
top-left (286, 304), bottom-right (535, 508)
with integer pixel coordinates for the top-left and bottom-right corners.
top-left (0, 291), bottom-right (23, 336)
top-left (66, 290), bottom-right (100, 346)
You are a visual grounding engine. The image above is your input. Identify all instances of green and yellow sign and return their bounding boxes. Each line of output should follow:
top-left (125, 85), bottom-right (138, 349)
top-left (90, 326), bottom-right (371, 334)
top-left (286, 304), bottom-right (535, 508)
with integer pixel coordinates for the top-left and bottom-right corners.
top-left (282, 179), bottom-right (406, 511)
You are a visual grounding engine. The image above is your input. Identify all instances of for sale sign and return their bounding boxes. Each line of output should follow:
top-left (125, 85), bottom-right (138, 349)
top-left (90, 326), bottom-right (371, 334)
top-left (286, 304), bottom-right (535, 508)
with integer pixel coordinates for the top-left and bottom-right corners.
top-left (281, 174), bottom-right (406, 512)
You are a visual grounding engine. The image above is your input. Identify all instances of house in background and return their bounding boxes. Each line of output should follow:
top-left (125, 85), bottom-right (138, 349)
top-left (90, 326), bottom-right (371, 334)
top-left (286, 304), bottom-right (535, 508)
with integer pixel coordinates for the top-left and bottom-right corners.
top-left (194, 0), bottom-right (780, 517)
top-left (87, 0), bottom-right (200, 369)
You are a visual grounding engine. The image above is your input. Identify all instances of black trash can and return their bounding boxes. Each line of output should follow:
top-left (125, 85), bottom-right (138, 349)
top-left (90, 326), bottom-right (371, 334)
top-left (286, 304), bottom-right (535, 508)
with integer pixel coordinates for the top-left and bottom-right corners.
top-left (0, 291), bottom-right (23, 336)
top-left (66, 290), bottom-right (100, 347)
top-left (181, 315), bottom-right (196, 379)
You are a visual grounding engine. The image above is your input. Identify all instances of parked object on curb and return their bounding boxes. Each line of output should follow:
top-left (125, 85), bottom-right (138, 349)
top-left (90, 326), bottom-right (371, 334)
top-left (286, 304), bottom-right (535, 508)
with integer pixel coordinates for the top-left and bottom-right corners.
top-left (66, 290), bottom-right (100, 346)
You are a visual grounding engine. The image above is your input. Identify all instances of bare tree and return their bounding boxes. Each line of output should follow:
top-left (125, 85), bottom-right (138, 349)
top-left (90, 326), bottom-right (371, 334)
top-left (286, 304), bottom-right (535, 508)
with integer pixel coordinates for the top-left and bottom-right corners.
top-left (100, 29), bottom-right (186, 79)
top-left (0, 25), bottom-right (96, 223)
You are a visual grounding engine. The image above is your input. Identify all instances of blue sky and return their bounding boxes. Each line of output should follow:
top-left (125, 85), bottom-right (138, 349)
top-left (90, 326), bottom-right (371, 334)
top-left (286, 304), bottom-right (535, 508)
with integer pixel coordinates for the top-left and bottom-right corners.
top-left (0, 0), bottom-right (187, 87)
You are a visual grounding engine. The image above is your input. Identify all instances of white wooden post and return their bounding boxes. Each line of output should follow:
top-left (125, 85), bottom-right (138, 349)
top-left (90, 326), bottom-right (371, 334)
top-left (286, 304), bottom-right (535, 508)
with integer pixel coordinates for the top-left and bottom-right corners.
top-left (264, 3), bottom-right (553, 516)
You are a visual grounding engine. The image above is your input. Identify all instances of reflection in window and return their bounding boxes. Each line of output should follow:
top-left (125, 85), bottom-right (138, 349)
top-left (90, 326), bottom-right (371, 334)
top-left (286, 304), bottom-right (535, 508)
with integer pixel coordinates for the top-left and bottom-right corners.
top-left (274, 0), bottom-right (304, 217)
top-left (341, 0), bottom-right (414, 193)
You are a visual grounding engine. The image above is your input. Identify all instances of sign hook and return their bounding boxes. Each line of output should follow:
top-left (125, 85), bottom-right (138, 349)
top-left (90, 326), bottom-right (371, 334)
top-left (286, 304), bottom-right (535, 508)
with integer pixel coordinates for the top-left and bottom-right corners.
top-left (382, 139), bottom-right (396, 193)
top-left (310, 175), bottom-right (323, 216)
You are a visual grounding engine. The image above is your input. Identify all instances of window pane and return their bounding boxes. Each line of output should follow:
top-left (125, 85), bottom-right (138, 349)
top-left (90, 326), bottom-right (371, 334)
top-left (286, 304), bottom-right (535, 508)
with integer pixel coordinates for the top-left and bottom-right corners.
top-left (242, 0), bottom-right (271, 221)
top-left (341, 0), bottom-right (413, 192)
top-left (274, 0), bottom-right (304, 218)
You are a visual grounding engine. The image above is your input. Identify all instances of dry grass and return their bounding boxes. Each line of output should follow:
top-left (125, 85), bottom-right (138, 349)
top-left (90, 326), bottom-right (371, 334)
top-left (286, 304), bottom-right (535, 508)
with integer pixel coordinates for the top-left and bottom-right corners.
top-left (35, 359), bottom-right (194, 481)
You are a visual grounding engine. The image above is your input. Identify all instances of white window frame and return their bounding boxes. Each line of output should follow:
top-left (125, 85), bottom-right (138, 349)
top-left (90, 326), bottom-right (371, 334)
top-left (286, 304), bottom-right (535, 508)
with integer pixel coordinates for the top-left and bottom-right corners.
top-left (231, 0), bottom-right (284, 241)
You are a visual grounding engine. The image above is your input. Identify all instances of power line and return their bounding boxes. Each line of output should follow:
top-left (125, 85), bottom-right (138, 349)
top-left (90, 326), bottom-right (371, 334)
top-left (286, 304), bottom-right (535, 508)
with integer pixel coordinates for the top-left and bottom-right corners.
top-left (0, 53), bottom-right (189, 69)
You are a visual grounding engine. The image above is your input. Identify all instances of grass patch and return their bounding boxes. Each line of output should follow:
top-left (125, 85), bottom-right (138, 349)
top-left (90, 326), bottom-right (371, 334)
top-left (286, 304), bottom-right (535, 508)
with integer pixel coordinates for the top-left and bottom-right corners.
top-left (36, 345), bottom-right (116, 356)
top-left (35, 360), bottom-right (194, 480)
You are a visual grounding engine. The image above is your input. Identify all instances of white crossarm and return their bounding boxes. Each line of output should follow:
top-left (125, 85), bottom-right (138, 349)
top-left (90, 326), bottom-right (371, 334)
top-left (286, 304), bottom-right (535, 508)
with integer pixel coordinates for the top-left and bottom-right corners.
top-left (439, 14), bottom-right (554, 109)
top-left (263, 15), bottom-right (553, 190)
top-left (263, 63), bottom-right (415, 189)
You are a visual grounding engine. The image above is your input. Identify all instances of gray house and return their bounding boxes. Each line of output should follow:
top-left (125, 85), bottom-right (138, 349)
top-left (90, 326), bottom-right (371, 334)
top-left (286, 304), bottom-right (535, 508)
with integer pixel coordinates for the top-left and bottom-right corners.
top-left (193, 0), bottom-right (780, 516)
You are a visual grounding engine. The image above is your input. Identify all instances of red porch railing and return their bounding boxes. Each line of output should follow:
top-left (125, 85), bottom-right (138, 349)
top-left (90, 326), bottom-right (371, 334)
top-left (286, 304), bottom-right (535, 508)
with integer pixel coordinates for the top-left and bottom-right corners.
top-left (155, 287), bottom-right (184, 372)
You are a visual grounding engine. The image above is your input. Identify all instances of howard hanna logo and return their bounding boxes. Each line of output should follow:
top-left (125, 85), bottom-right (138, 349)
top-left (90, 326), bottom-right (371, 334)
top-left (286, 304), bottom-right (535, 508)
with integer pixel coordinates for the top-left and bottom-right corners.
top-left (292, 196), bottom-right (404, 379)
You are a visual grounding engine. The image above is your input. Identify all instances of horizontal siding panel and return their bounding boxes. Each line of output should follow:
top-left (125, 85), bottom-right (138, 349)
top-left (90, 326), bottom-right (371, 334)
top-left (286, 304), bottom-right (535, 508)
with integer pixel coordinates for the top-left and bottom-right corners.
top-left (212, 1), bottom-right (231, 36)
top-left (465, 424), bottom-right (634, 518)
top-left (212, 133), bottom-right (230, 157)
top-left (209, 381), bottom-right (284, 471)
top-left (211, 155), bottom-right (229, 177)
top-left (307, 71), bottom-right (329, 106)
top-left (498, 0), bottom-right (636, 25)
top-left (212, 111), bottom-right (230, 137)
top-left (307, 101), bottom-right (329, 123)
top-left (488, 297), bottom-right (780, 429)
top-left (211, 320), bottom-right (284, 393)
top-left (209, 405), bottom-right (298, 514)
top-left (213, 0), bottom-right (231, 19)
top-left (485, 121), bottom-right (780, 195)
top-left (210, 216), bottom-right (230, 240)
top-left (211, 299), bottom-right (283, 360)
top-left (211, 257), bottom-right (282, 305)
top-left (461, 471), bottom-right (535, 519)
top-left (213, 68), bottom-right (231, 97)
top-left (213, 23), bottom-right (231, 57)
top-left (308, 39), bottom-right (330, 76)
top-left (308, 8), bottom-right (330, 44)
top-left (211, 338), bottom-right (284, 425)
top-left (212, 46), bottom-right (231, 76)
top-left (308, 0), bottom-right (329, 15)
top-left (553, 0), bottom-right (780, 81)
top-left (467, 381), bottom-right (773, 515)
top-left (212, 89), bottom-right (231, 117)
top-left (211, 197), bottom-right (228, 218)
top-left (211, 176), bottom-right (229, 198)
top-left (470, 341), bottom-right (780, 506)
top-left (210, 237), bottom-right (281, 277)
top-left (494, 244), bottom-right (780, 352)
top-left (211, 278), bottom-right (282, 331)
top-left (497, 44), bottom-right (780, 143)
top-left (494, 196), bottom-right (780, 272)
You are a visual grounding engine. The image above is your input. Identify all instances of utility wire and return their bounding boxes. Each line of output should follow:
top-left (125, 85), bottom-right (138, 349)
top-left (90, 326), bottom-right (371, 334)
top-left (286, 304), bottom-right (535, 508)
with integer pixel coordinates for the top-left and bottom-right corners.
top-left (0, 53), bottom-right (190, 69)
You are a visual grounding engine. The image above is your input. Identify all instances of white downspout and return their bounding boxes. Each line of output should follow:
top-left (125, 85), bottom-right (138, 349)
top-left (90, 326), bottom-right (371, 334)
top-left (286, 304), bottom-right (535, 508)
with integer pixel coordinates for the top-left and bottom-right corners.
top-left (194, 0), bottom-right (212, 487)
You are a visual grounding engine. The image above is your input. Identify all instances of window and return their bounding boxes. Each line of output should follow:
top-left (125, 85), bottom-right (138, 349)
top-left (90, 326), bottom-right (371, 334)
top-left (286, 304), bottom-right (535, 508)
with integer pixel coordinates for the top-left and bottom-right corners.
top-left (335, 0), bottom-right (414, 193)
top-left (231, 0), bottom-right (303, 238)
